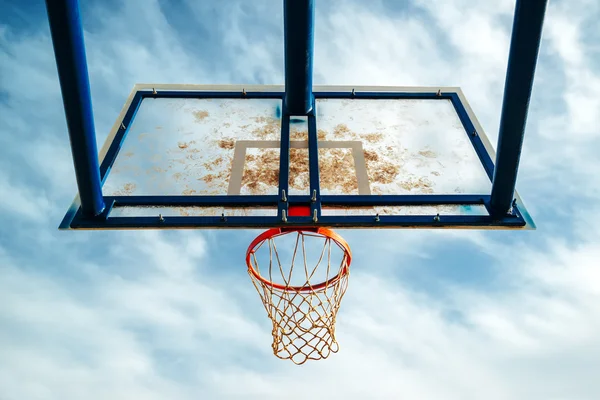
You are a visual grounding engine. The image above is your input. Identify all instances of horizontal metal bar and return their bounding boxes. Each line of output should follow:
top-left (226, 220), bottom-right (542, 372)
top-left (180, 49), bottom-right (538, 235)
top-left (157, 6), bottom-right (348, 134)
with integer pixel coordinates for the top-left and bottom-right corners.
top-left (316, 215), bottom-right (526, 227)
top-left (137, 90), bottom-right (456, 100)
top-left (109, 195), bottom-right (280, 207)
top-left (320, 194), bottom-right (488, 206)
top-left (70, 213), bottom-right (525, 229)
top-left (139, 90), bottom-right (284, 99)
top-left (105, 194), bottom-right (489, 208)
top-left (313, 92), bottom-right (452, 99)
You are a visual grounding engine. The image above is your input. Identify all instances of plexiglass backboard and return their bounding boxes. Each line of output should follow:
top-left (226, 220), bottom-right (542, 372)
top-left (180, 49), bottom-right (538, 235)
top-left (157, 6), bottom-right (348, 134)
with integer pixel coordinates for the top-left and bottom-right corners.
top-left (61, 85), bottom-right (534, 229)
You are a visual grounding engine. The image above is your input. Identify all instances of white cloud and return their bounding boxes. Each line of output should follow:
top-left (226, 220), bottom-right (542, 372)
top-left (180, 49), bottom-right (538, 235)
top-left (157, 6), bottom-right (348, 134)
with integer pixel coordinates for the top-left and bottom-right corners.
top-left (1, 0), bottom-right (600, 399)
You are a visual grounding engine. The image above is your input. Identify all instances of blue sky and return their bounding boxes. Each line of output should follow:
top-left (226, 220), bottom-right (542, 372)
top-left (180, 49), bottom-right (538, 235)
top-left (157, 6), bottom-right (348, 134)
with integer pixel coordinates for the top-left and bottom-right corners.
top-left (1, 0), bottom-right (600, 398)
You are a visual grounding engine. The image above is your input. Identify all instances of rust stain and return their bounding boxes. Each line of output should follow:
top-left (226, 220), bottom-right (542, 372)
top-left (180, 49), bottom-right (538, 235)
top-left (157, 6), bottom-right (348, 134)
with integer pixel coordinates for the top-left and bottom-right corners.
top-left (156, 126), bottom-right (163, 130)
top-left (290, 127), bottom-right (308, 140)
top-left (178, 140), bottom-right (196, 150)
top-left (138, 133), bottom-right (149, 141)
top-left (124, 151), bottom-right (135, 158)
top-left (201, 155), bottom-right (227, 174)
top-left (418, 150), bottom-right (437, 158)
top-left (173, 172), bottom-right (183, 181)
top-left (400, 177), bottom-right (434, 193)
top-left (289, 149), bottom-right (310, 190)
top-left (317, 129), bottom-right (327, 140)
top-left (182, 188), bottom-right (197, 195)
top-left (333, 124), bottom-right (352, 138)
top-left (218, 138), bottom-right (235, 149)
top-left (363, 150), bottom-right (379, 163)
top-left (431, 171), bottom-right (440, 176)
top-left (319, 148), bottom-right (358, 193)
top-left (241, 149), bottom-right (279, 195)
top-left (361, 132), bottom-right (383, 143)
top-left (193, 110), bottom-right (209, 122)
top-left (251, 117), bottom-right (280, 139)
top-left (200, 168), bottom-right (230, 187)
top-left (114, 182), bottom-right (136, 195)
top-left (363, 150), bottom-right (400, 185)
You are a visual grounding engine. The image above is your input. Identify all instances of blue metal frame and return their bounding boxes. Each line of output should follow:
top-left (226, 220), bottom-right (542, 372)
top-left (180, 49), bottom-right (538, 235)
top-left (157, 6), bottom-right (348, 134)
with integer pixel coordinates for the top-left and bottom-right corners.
top-left (283, 0), bottom-right (315, 115)
top-left (53, 0), bottom-right (543, 230)
top-left (62, 88), bottom-right (530, 229)
top-left (46, 0), bottom-right (104, 216)
top-left (490, 0), bottom-right (548, 216)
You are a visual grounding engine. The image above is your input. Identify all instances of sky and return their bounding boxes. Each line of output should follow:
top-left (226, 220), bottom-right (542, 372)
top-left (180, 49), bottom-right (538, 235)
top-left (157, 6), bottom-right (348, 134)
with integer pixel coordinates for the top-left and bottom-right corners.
top-left (1, 0), bottom-right (599, 399)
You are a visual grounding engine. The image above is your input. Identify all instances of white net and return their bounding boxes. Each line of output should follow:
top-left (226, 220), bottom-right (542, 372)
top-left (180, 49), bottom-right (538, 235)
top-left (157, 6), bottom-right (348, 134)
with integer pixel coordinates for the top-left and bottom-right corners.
top-left (247, 228), bottom-right (351, 365)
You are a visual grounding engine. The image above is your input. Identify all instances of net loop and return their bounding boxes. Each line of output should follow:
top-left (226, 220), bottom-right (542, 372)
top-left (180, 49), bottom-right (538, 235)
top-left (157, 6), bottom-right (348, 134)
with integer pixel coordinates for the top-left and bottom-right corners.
top-left (246, 228), bottom-right (351, 365)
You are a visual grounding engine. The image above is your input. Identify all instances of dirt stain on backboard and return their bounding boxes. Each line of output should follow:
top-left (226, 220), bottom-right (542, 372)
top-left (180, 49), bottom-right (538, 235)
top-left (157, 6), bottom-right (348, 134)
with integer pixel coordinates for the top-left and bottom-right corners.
top-left (363, 150), bottom-right (400, 185)
top-left (114, 182), bottom-right (136, 196)
top-left (241, 149), bottom-right (279, 195)
top-left (418, 150), bottom-right (437, 158)
top-left (193, 110), bottom-right (209, 122)
top-left (218, 138), bottom-right (235, 149)
top-left (251, 117), bottom-right (280, 139)
top-left (400, 177), bottom-right (434, 193)
top-left (319, 148), bottom-right (359, 193)
top-left (333, 124), bottom-right (352, 138)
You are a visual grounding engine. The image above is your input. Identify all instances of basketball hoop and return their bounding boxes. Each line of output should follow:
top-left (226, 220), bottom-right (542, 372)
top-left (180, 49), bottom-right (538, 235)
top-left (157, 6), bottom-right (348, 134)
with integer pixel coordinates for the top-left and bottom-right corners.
top-left (246, 227), bottom-right (352, 365)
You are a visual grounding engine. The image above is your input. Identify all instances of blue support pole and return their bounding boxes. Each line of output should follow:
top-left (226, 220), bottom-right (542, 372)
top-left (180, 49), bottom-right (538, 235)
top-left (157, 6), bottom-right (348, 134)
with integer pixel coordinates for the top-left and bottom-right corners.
top-left (489, 0), bottom-right (548, 216)
top-left (45, 0), bottom-right (105, 216)
top-left (283, 0), bottom-right (315, 115)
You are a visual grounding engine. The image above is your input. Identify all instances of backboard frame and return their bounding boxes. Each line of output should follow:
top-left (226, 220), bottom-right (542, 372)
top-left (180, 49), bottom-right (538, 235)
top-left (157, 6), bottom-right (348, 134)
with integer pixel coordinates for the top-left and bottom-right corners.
top-left (60, 84), bottom-right (535, 230)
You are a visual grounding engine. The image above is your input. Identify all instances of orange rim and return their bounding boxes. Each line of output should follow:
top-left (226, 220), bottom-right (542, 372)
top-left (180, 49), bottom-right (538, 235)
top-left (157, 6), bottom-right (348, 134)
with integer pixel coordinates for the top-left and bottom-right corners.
top-left (246, 227), bottom-right (352, 292)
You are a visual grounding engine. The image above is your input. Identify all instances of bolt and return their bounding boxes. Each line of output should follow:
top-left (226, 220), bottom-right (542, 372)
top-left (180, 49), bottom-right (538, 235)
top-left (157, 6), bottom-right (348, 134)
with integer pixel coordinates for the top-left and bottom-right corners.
top-left (221, 212), bottom-right (227, 222)
top-left (313, 209), bottom-right (318, 223)
top-left (159, 214), bottom-right (164, 222)
top-left (436, 89), bottom-right (442, 97)
top-left (351, 88), bottom-right (355, 96)
top-left (242, 88), bottom-right (246, 97)
top-left (472, 130), bottom-right (477, 137)
top-left (152, 88), bottom-right (157, 95)
top-left (374, 213), bottom-right (380, 222)
top-left (120, 122), bottom-right (126, 130)
top-left (433, 213), bottom-right (441, 222)
top-left (281, 189), bottom-right (287, 202)
top-left (311, 190), bottom-right (317, 202)
top-left (282, 210), bottom-right (288, 223)
top-left (508, 199), bottom-right (518, 215)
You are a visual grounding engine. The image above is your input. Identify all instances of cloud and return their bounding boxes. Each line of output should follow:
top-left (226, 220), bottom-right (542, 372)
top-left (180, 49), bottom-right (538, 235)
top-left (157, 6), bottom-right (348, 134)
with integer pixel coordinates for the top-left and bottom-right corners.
top-left (1, 0), bottom-right (600, 399)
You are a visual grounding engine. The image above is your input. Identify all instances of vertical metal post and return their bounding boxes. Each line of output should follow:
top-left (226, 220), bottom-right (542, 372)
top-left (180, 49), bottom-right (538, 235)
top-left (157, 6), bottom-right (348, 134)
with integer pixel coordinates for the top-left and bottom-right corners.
top-left (46, 0), bottom-right (105, 216)
top-left (283, 0), bottom-right (315, 115)
top-left (489, 0), bottom-right (548, 216)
